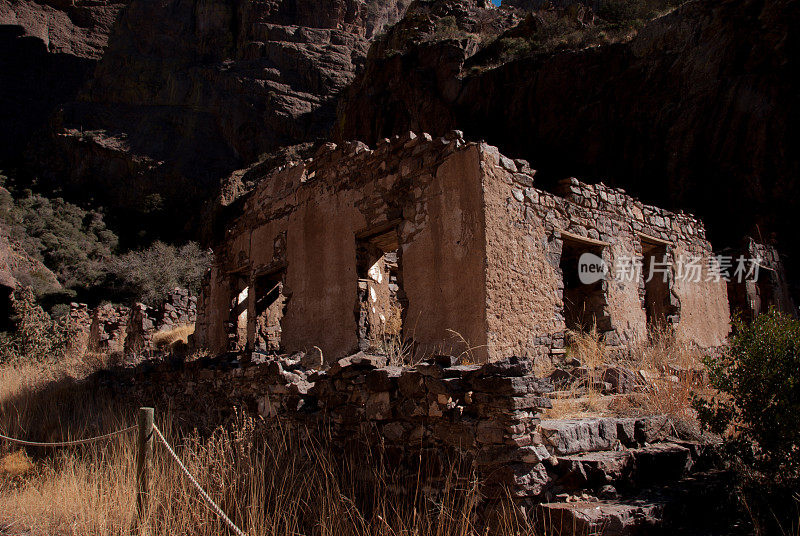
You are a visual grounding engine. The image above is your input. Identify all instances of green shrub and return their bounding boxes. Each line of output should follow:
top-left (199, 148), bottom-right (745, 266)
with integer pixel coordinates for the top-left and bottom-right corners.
top-left (0, 287), bottom-right (77, 365)
top-left (1, 188), bottom-right (118, 298)
top-left (2, 184), bottom-right (210, 306)
top-left (105, 241), bottom-right (211, 306)
top-left (694, 310), bottom-right (800, 484)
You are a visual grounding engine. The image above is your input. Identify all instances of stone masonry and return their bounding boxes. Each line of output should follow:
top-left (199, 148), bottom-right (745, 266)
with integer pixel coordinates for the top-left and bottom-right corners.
top-left (70, 288), bottom-right (197, 361)
top-left (726, 237), bottom-right (796, 321)
top-left (103, 352), bottom-right (709, 512)
top-left (104, 354), bottom-right (556, 499)
top-left (195, 131), bottom-right (731, 364)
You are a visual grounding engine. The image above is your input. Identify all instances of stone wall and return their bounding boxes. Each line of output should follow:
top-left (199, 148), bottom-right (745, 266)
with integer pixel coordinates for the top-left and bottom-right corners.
top-left (71, 288), bottom-right (197, 361)
top-left (96, 352), bottom-right (707, 508)
top-left (88, 303), bottom-right (129, 354)
top-left (726, 237), bottom-right (796, 321)
top-left (101, 354), bottom-right (556, 499)
top-left (480, 146), bottom-right (731, 358)
top-left (157, 288), bottom-right (197, 330)
top-left (195, 132), bottom-right (489, 361)
top-left (197, 131), bottom-right (732, 365)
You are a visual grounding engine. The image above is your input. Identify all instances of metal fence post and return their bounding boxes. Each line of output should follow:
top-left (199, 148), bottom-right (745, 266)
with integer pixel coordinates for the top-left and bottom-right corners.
top-left (136, 407), bottom-right (154, 522)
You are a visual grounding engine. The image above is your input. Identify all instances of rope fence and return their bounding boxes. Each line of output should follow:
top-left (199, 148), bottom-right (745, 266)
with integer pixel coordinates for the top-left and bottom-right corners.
top-left (152, 424), bottom-right (248, 536)
top-left (0, 407), bottom-right (248, 536)
top-left (0, 426), bottom-right (138, 447)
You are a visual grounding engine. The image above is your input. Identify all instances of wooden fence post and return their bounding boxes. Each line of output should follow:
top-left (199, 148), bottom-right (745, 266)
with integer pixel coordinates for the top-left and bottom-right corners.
top-left (136, 407), bottom-right (154, 522)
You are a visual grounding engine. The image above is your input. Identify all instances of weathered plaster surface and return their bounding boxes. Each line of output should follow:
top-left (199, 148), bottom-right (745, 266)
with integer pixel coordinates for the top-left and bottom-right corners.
top-left (196, 132), bottom-right (732, 362)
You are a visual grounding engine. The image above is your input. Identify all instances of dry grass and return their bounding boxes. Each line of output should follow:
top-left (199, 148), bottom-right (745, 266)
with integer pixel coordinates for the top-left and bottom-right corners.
top-left (566, 326), bottom-right (609, 371)
top-left (0, 450), bottom-right (33, 477)
top-left (152, 324), bottom-right (195, 350)
top-left (544, 326), bottom-right (610, 418)
top-left (0, 354), bottom-right (533, 536)
top-left (544, 325), bottom-right (711, 421)
top-left (621, 326), bottom-right (710, 421)
top-left (545, 393), bottom-right (617, 420)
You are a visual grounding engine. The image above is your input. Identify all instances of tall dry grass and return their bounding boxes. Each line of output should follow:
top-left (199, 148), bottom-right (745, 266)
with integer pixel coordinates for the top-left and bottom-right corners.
top-left (1, 411), bottom-right (530, 536)
top-left (152, 324), bottom-right (195, 351)
top-left (546, 325), bottom-right (711, 421)
top-left (1, 353), bottom-right (533, 536)
top-left (620, 325), bottom-right (710, 421)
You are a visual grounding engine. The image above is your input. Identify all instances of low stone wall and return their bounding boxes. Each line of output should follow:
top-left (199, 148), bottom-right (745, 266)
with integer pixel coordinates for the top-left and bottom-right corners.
top-left (91, 352), bottom-right (707, 506)
top-left (157, 288), bottom-right (197, 330)
top-left (99, 354), bottom-right (556, 499)
top-left (88, 303), bottom-right (129, 354)
top-left (70, 288), bottom-right (197, 361)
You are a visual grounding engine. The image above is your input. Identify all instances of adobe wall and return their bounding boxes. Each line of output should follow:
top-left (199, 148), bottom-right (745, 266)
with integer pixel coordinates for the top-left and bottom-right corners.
top-left (479, 146), bottom-right (564, 362)
top-left (197, 131), bottom-right (731, 365)
top-left (198, 133), bottom-right (489, 362)
top-left (479, 145), bottom-right (730, 358)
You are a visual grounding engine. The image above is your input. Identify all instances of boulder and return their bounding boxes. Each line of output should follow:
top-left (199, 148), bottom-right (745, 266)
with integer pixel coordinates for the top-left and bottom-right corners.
top-left (540, 418), bottom-right (619, 456)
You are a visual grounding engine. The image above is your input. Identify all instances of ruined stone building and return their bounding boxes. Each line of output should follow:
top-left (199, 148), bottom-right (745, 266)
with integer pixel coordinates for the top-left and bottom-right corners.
top-left (725, 237), bottom-right (795, 322)
top-left (194, 131), bottom-right (735, 364)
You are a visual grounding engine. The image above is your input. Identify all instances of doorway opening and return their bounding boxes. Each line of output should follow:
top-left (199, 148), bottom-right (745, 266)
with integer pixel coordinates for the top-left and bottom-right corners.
top-left (355, 226), bottom-right (407, 357)
top-left (640, 239), bottom-right (675, 329)
top-left (253, 270), bottom-right (288, 354)
top-left (228, 275), bottom-right (249, 352)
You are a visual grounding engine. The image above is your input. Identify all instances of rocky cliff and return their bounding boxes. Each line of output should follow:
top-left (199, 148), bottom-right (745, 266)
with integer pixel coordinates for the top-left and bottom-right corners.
top-left (32, 0), bottom-right (411, 243)
top-left (336, 0), bottom-right (800, 277)
top-left (0, 0), bottom-right (126, 166)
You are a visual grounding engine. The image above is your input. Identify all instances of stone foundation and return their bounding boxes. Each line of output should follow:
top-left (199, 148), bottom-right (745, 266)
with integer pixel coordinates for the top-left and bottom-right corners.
top-left (95, 352), bottom-right (708, 505)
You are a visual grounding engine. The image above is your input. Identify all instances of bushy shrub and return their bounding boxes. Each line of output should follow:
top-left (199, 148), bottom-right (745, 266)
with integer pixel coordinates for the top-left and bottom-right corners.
top-left (0, 287), bottom-right (77, 365)
top-left (0, 188), bottom-right (118, 298)
top-left (105, 241), bottom-right (211, 306)
top-left (694, 310), bottom-right (800, 484)
top-left (2, 185), bottom-right (211, 306)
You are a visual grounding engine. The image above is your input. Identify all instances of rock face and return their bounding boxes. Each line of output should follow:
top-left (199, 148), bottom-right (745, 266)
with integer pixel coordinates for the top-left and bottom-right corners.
top-left (34, 0), bottom-right (411, 242)
top-left (336, 0), bottom-right (800, 280)
top-left (0, 0), bottom-right (126, 166)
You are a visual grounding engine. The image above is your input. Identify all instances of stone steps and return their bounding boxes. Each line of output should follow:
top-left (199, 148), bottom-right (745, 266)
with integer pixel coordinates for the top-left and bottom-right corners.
top-left (535, 469), bottom-right (741, 536)
top-left (549, 442), bottom-right (694, 494)
top-left (530, 417), bottom-right (731, 535)
top-left (536, 497), bottom-right (665, 536)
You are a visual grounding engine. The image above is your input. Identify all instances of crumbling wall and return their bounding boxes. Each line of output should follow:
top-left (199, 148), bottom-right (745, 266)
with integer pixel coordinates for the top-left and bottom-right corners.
top-left (68, 302), bottom-right (92, 355)
top-left (197, 131), bottom-right (731, 364)
top-left (400, 145), bottom-right (487, 360)
top-left (480, 145), bottom-right (563, 363)
top-left (88, 303), bottom-right (129, 354)
top-left (98, 352), bottom-right (700, 507)
top-left (157, 288), bottom-right (197, 330)
top-left (204, 133), bottom-right (489, 362)
top-left (101, 354), bottom-right (556, 500)
top-left (70, 288), bottom-right (198, 361)
top-left (727, 238), bottom-right (796, 321)
top-left (481, 149), bottom-right (730, 356)
top-left (124, 303), bottom-right (156, 361)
